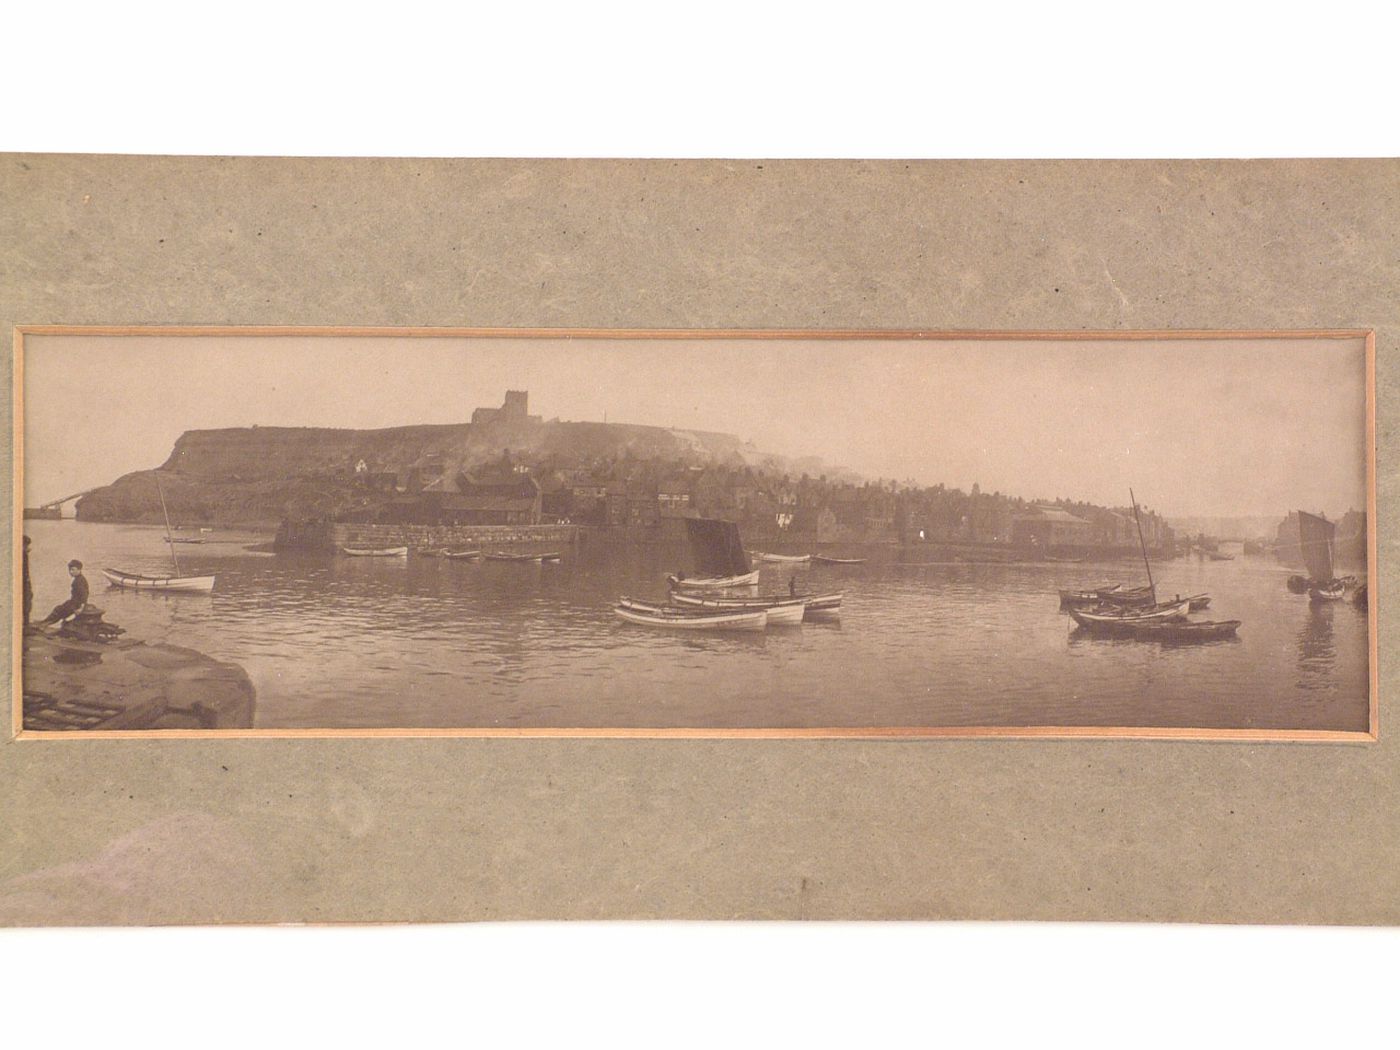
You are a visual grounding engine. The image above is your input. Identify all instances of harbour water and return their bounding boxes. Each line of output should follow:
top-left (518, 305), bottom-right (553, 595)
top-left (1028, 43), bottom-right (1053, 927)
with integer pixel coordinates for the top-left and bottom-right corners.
top-left (22, 520), bottom-right (1371, 732)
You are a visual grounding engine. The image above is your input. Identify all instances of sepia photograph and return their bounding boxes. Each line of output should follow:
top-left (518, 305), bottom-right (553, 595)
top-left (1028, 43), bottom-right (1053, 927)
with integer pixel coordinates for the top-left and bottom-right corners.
top-left (14, 327), bottom-right (1374, 738)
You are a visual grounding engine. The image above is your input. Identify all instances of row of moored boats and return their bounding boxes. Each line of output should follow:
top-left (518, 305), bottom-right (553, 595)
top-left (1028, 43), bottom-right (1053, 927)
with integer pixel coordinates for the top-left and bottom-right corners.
top-left (1057, 584), bottom-right (1240, 642)
top-left (340, 546), bottom-right (562, 562)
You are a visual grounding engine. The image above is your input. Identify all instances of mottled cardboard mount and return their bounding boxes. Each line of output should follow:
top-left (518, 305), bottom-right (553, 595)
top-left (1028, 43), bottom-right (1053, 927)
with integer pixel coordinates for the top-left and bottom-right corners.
top-left (0, 156), bottom-right (1395, 925)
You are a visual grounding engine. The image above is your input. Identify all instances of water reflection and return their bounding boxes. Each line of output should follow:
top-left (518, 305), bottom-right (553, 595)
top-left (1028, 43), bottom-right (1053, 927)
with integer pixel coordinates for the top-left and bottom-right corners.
top-left (1296, 604), bottom-right (1337, 691)
top-left (20, 521), bottom-right (1371, 732)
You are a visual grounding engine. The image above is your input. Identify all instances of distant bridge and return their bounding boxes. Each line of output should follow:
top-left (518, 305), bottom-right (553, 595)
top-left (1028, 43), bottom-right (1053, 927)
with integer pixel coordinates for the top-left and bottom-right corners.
top-left (22, 488), bottom-right (96, 520)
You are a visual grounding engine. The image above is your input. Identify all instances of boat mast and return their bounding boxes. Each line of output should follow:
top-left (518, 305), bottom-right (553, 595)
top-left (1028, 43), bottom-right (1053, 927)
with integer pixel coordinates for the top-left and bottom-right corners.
top-left (1129, 488), bottom-right (1156, 602)
top-left (154, 472), bottom-right (180, 577)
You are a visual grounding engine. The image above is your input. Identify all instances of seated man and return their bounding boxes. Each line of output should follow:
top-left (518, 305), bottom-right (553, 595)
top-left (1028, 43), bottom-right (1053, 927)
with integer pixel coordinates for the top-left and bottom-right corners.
top-left (38, 559), bottom-right (90, 627)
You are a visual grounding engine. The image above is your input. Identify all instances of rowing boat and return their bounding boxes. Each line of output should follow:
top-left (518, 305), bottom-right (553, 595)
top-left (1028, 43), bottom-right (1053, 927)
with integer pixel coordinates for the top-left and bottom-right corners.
top-left (103, 472), bottom-right (218, 593)
top-left (751, 552), bottom-right (811, 564)
top-left (811, 555), bottom-right (867, 565)
top-left (101, 568), bottom-right (217, 593)
top-left (1067, 598), bottom-right (1191, 633)
top-left (613, 603), bottom-right (767, 632)
top-left (483, 551), bottom-right (561, 563)
top-left (667, 570), bottom-right (761, 589)
top-left (658, 594), bottom-right (807, 625)
top-left (619, 595), bottom-right (801, 626)
top-left (1308, 580), bottom-right (1347, 602)
top-left (441, 549), bottom-right (482, 560)
top-left (1126, 619), bottom-right (1241, 643)
top-left (670, 590), bottom-right (841, 620)
top-left (342, 546), bottom-right (408, 557)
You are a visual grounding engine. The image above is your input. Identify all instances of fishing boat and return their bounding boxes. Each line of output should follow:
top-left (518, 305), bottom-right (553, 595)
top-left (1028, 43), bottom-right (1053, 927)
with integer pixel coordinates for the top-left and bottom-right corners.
top-left (661, 594), bottom-right (807, 625)
top-left (1126, 619), bottom-right (1241, 643)
top-left (1068, 598), bottom-right (1192, 633)
top-left (103, 473), bottom-right (218, 594)
top-left (668, 570), bottom-right (761, 589)
top-left (1296, 510), bottom-right (1349, 599)
top-left (668, 517), bottom-right (759, 589)
top-left (1059, 584), bottom-right (1119, 606)
top-left (670, 590), bottom-right (841, 620)
top-left (441, 548), bottom-right (482, 560)
top-left (811, 555), bottom-right (868, 565)
top-left (101, 568), bottom-right (217, 593)
top-left (342, 545), bottom-right (408, 557)
top-left (483, 551), bottom-right (561, 563)
top-left (1185, 594), bottom-right (1211, 612)
top-left (1308, 580), bottom-right (1347, 603)
top-left (751, 552), bottom-right (811, 564)
top-left (620, 595), bottom-right (801, 627)
top-left (613, 603), bottom-right (767, 632)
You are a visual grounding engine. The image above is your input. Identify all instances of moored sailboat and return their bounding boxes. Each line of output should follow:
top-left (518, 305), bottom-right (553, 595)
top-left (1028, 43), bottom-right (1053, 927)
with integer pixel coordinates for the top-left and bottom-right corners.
top-left (103, 473), bottom-right (218, 594)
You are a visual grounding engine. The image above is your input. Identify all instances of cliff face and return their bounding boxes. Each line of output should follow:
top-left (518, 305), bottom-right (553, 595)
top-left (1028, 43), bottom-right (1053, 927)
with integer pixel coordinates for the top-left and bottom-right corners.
top-left (74, 418), bottom-right (796, 524)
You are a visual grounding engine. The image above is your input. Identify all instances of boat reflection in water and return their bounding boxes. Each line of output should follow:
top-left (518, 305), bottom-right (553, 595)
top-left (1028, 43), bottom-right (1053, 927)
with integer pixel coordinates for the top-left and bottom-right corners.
top-left (1296, 603), bottom-right (1338, 692)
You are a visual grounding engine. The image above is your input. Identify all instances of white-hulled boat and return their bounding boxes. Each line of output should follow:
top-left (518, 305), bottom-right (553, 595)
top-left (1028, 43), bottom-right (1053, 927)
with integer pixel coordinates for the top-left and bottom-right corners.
top-left (1068, 598), bottom-right (1191, 633)
top-left (1308, 580), bottom-right (1347, 602)
top-left (441, 548), bottom-right (482, 560)
top-left (667, 570), bottom-right (761, 590)
top-left (483, 551), bottom-right (561, 563)
top-left (668, 592), bottom-right (831, 623)
top-left (811, 555), bottom-right (867, 565)
top-left (103, 472), bottom-right (218, 594)
top-left (342, 545), bottom-right (408, 557)
top-left (751, 551), bottom-right (811, 564)
top-left (614, 603), bottom-right (767, 632)
top-left (102, 568), bottom-right (217, 593)
top-left (654, 594), bottom-right (806, 625)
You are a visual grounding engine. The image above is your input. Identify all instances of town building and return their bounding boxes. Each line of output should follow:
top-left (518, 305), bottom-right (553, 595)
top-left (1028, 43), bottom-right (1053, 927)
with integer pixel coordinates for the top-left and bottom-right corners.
top-left (1010, 505), bottom-right (1095, 548)
top-left (471, 390), bottom-right (543, 427)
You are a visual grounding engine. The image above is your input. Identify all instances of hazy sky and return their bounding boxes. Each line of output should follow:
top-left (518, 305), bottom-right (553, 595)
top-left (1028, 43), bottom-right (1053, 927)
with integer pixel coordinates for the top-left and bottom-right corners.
top-left (22, 334), bottom-right (1369, 519)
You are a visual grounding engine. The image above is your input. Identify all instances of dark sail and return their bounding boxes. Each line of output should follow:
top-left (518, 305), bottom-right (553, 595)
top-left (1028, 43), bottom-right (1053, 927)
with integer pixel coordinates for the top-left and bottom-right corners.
top-left (1296, 510), bottom-right (1335, 583)
top-left (684, 518), bottom-right (752, 576)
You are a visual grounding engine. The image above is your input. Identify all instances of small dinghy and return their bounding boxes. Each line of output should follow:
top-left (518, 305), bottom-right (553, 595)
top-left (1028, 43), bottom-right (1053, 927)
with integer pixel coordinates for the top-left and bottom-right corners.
top-left (670, 590), bottom-right (840, 621)
top-left (811, 555), bottom-right (867, 565)
top-left (102, 568), bottom-right (217, 593)
top-left (104, 473), bottom-right (218, 594)
top-left (164, 536), bottom-right (203, 544)
top-left (483, 551), bottom-right (561, 563)
top-left (441, 548), bottom-right (482, 560)
top-left (1126, 619), bottom-right (1242, 643)
top-left (751, 551), bottom-right (811, 564)
top-left (613, 603), bottom-right (767, 632)
top-left (667, 570), bottom-right (761, 590)
top-left (342, 546), bottom-right (408, 557)
top-left (1068, 598), bottom-right (1191, 634)
top-left (661, 594), bottom-right (806, 625)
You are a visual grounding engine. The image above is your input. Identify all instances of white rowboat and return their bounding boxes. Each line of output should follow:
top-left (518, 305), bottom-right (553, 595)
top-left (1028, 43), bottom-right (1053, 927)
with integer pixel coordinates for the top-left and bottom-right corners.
top-left (671, 590), bottom-right (842, 618)
top-left (751, 552), bottom-right (811, 564)
top-left (614, 604), bottom-right (767, 632)
top-left (342, 546), bottom-right (408, 557)
top-left (667, 570), bottom-right (761, 590)
top-left (102, 568), bottom-right (217, 593)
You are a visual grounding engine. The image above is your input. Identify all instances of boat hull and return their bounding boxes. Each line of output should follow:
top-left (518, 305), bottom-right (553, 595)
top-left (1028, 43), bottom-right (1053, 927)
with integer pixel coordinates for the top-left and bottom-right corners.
top-left (102, 569), bottom-right (216, 593)
top-left (614, 604), bottom-right (767, 632)
top-left (1068, 599), bottom-right (1191, 633)
top-left (811, 556), bottom-right (867, 565)
top-left (342, 546), bottom-right (408, 557)
top-left (1308, 582), bottom-right (1347, 602)
top-left (668, 570), bottom-right (761, 589)
top-left (752, 552), bottom-right (811, 564)
top-left (1127, 619), bottom-right (1241, 643)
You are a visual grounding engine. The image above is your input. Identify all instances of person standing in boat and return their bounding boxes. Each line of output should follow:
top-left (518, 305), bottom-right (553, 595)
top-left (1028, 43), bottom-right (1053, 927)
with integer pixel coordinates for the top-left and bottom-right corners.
top-left (37, 559), bottom-right (89, 628)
